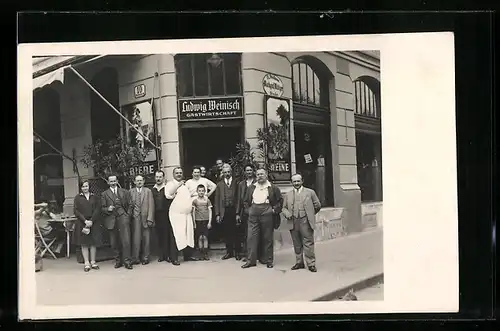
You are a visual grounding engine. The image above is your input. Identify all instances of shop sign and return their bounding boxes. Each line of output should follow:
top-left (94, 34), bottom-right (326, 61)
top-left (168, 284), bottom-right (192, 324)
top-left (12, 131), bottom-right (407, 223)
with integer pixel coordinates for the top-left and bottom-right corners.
top-left (264, 95), bottom-right (291, 182)
top-left (134, 84), bottom-right (146, 98)
top-left (178, 97), bottom-right (244, 121)
top-left (128, 161), bottom-right (157, 178)
top-left (262, 73), bottom-right (284, 97)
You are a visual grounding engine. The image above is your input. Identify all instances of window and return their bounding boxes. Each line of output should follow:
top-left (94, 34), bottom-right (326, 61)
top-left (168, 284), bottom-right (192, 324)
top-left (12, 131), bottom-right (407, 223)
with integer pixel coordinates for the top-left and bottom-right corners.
top-left (291, 59), bottom-right (333, 206)
top-left (292, 61), bottom-right (326, 107)
top-left (354, 78), bottom-right (382, 203)
top-left (354, 80), bottom-right (378, 118)
top-left (175, 53), bottom-right (242, 98)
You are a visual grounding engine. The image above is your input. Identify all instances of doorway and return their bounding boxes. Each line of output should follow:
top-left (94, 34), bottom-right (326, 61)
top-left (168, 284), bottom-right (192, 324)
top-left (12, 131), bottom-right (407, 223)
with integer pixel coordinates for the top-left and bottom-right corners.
top-left (181, 125), bottom-right (243, 174)
top-left (294, 124), bottom-right (334, 206)
top-left (181, 123), bottom-right (243, 245)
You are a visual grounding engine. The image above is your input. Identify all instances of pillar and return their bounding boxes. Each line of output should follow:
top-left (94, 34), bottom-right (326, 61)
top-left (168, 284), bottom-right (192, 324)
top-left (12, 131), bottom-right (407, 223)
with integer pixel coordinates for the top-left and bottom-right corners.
top-left (59, 76), bottom-right (94, 215)
top-left (334, 57), bottom-right (363, 233)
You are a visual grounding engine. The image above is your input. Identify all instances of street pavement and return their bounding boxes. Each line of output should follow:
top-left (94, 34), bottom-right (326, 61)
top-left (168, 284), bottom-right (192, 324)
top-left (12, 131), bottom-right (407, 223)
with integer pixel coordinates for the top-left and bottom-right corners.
top-left (36, 228), bottom-right (383, 305)
top-left (353, 283), bottom-right (384, 301)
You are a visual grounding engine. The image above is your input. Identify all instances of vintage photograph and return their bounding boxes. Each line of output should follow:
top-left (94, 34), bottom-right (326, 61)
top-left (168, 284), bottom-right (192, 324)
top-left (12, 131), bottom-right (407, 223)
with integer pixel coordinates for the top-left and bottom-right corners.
top-left (19, 33), bottom-right (459, 319)
top-left (31, 51), bottom-right (383, 305)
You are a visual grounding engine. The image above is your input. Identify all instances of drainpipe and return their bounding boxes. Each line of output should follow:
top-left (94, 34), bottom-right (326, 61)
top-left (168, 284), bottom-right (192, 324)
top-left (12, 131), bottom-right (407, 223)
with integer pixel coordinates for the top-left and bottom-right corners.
top-left (156, 55), bottom-right (163, 172)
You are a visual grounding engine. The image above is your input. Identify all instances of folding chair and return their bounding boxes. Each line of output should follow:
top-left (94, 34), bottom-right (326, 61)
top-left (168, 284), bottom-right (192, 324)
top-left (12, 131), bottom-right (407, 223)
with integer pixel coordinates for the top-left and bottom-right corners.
top-left (35, 220), bottom-right (58, 259)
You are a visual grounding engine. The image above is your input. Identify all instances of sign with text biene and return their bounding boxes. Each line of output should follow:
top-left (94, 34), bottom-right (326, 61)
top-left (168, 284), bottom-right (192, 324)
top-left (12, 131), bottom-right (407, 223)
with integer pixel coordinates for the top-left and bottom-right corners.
top-left (178, 97), bottom-right (244, 121)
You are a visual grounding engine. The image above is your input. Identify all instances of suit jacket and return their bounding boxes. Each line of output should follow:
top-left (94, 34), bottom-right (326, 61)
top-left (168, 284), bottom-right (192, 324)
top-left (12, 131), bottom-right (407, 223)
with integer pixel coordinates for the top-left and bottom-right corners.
top-left (235, 178), bottom-right (257, 216)
top-left (73, 193), bottom-right (100, 225)
top-left (214, 177), bottom-right (239, 219)
top-left (129, 187), bottom-right (155, 228)
top-left (101, 187), bottom-right (132, 230)
top-left (281, 186), bottom-right (321, 230)
top-left (243, 182), bottom-right (283, 229)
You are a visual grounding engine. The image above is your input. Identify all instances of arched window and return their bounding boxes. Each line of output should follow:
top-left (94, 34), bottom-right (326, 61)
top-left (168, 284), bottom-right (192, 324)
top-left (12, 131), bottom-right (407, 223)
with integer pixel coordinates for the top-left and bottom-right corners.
top-left (292, 61), bottom-right (328, 107)
top-left (175, 53), bottom-right (242, 98)
top-left (291, 58), bottom-right (333, 207)
top-left (354, 80), bottom-right (379, 118)
top-left (353, 77), bottom-right (382, 203)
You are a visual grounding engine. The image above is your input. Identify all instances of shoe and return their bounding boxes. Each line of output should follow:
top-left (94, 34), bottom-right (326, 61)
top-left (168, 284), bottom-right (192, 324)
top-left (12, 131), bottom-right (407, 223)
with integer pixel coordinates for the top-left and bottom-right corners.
top-left (267, 263), bottom-right (274, 268)
top-left (308, 266), bottom-right (317, 273)
top-left (172, 260), bottom-right (180, 266)
top-left (166, 258), bottom-right (171, 263)
top-left (84, 265), bottom-right (91, 272)
top-left (114, 262), bottom-right (123, 269)
top-left (141, 259), bottom-right (149, 265)
top-left (222, 253), bottom-right (234, 260)
top-left (124, 263), bottom-right (133, 270)
top-left (91, 262), bottom-right (99, 270)
top-left (241, 262), bottom-right (256, 269)
top-left (235, 255), bottom-right (242, 261)
top-left (291, 263), bottom-right (305, 270)
top-left (204, 255), bottom-right (210, 261)
top-left (241, 257), bottom-right (248, 262)
top-left (158, 257), bottom-right (165, 262)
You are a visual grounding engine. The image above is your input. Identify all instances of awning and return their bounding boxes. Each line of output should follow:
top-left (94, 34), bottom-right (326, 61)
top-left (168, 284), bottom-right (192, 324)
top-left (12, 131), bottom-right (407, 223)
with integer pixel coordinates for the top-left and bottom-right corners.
top-left (33, 67), bottom-right (65, 91)
top-left (32, 55), bottom-right (104, 92)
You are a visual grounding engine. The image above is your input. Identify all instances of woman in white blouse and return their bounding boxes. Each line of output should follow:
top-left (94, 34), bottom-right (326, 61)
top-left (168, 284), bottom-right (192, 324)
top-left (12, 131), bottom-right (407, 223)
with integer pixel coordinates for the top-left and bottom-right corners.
top-left (185, 166), bottom-right (217, 200)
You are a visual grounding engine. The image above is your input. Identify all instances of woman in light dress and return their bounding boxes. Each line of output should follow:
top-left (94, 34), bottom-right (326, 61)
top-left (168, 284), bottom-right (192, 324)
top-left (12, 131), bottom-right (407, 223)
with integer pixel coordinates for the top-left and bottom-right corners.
top-left (185, 166), bottom-right (217, 201)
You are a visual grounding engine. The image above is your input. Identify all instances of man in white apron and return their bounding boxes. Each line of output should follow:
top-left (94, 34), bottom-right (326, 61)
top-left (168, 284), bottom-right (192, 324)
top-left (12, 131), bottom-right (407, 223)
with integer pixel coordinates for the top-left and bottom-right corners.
top-left (165, 167), bottom-right (197, 262)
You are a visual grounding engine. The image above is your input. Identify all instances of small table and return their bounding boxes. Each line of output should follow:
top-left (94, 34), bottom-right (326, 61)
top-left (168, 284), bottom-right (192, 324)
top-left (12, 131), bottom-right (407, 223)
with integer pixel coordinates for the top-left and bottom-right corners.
top-left (48, 215), bottom-right (76, 258)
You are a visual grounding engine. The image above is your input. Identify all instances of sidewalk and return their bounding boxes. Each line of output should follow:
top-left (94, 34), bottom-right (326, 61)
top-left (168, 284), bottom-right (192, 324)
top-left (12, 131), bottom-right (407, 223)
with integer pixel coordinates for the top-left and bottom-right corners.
top-left (36, 228), bottom-right (383, 305)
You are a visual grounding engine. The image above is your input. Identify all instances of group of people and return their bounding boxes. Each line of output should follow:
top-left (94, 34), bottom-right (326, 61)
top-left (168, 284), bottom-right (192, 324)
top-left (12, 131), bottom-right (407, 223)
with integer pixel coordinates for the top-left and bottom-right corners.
top-left (72, 159), bottom-right (322, 273)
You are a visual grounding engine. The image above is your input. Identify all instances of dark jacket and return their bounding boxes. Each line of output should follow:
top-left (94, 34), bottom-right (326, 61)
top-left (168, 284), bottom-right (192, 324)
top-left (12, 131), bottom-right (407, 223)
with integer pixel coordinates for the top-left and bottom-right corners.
top-left (235, 178), bottom-right (257, 217)
top-left (243, 181), bottom-right (283, 229)
top-left (73, 193), bottom-right (100, 225)
top-left (214, 177), bottom-right (239, 219)
top-left (100, 187), bottom-right (132, 230)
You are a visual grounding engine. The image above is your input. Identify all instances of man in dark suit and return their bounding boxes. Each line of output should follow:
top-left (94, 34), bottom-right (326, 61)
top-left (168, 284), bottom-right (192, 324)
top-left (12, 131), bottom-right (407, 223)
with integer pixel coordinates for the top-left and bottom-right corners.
top-left (101, 174), bottom-right (133, 270)
top-left (235, 164), bottom-right (257, 261)
top-left (209, 158), bottom-right (224, 184)
top-left (215, 163), bottom-right (240, 260)
top-left (281, 174), bottom-right (321, 272)
top-left (241, 168), bottom-right (283, 269)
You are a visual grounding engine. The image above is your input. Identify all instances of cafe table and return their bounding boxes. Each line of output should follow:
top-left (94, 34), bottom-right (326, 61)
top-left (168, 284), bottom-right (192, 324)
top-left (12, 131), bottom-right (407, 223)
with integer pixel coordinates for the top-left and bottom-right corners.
top-left (48, 214), bottom-right (77, 258)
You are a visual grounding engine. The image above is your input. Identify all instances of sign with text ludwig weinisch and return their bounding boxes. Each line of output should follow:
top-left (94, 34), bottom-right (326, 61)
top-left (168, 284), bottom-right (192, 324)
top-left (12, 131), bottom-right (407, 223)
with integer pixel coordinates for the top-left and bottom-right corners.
top-left (262, 73), bottom-right (284, 97)
top-left (178, 97), bottom-right (244, 121)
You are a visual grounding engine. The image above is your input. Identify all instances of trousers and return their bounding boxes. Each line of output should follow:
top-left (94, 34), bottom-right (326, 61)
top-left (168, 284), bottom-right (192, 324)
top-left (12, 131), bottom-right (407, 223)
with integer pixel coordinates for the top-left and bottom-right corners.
top-left (131, 217), bottom-right (151, 262)
top-left (247, 203), bottom-right (274, 264)
top-left (290, 216), bottom-right (316, 266)
top-left (155, 210), bottom-right (178, 261)
top-left (108, 215), bottom-right (132, 264)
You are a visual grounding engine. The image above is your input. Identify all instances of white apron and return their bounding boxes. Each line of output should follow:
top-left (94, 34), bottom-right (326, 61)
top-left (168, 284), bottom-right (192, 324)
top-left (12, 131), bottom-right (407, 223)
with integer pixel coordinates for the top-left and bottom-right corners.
top-left (168, 184), bottom-right (194, 250)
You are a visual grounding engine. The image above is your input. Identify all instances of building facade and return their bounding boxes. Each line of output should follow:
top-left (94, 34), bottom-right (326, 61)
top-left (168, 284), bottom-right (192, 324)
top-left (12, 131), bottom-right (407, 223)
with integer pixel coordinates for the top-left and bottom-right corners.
top-left (32, 51), bottom-right (382, 248)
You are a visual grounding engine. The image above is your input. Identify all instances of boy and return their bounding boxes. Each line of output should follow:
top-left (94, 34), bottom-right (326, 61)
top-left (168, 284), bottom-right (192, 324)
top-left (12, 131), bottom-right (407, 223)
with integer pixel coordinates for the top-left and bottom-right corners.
top-left (191, 184), bottom-right (213, 260)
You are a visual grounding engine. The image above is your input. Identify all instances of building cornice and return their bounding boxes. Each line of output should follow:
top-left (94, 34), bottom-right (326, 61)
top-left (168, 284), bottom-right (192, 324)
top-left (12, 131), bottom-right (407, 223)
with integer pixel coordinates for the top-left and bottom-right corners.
top-left (326, 51), bottom-right (380, 72)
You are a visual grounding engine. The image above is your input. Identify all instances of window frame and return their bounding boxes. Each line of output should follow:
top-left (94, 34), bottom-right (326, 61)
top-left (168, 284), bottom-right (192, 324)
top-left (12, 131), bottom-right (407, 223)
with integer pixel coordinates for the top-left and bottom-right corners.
top-left (175, 53), bottom-right (243, 99)
top-left (291, 61), bottom-right (329, 109)
top-left (354, 80), bottom-right (379, 119)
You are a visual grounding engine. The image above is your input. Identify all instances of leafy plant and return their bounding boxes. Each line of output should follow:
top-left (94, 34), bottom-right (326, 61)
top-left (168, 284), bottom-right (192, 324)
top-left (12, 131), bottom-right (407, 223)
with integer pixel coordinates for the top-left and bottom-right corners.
top-left (81, 135), bottom-right (153, 188)
top-left (229, 103), bottom-right (291, 182)
top-left (228, 141), bottom-right (263, 182)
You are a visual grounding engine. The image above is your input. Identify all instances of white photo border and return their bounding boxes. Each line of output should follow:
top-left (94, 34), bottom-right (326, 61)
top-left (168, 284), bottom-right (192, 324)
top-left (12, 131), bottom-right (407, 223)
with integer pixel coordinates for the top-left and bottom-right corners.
top-left (18, 33), bottom-right (459, 319)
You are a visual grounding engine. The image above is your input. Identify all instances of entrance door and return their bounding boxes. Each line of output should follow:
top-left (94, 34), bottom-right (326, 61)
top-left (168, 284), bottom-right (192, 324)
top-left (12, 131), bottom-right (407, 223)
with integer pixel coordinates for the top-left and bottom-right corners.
top-left (181, 125), bottom-right (242, 175)
top-left (181, 124), bottom-right (243, 245)
top-left (294, 124), bottom-right (333, 206)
